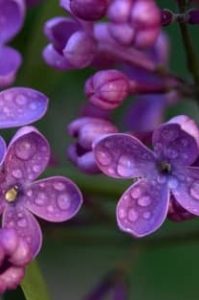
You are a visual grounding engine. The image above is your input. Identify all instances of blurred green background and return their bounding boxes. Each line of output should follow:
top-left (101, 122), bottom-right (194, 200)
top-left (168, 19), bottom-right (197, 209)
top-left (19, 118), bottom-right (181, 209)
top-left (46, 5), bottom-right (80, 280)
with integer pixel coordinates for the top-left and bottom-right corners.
top-left (2, 0), bottom-right (199, 299)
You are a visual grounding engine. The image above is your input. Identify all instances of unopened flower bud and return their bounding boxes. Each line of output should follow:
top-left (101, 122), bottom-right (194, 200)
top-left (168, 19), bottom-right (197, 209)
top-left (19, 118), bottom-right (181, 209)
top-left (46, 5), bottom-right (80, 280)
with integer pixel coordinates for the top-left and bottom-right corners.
top-left (85, 70), bottom-right (130, 110)
top-left (69, 0), bottom-right (108, 21)
top-left (161, 9), bottom-right (175, 26)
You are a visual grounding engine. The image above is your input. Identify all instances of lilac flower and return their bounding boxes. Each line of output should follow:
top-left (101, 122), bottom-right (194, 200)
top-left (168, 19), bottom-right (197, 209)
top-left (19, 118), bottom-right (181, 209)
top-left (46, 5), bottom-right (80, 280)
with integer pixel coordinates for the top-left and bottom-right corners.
top-left (0, 0), bottom-right (26, 86)
top-left (107, 0), bottom-right (161, 48)
top-left (93, 115), bottom-right (199, 237)
top-left (0, 87), bottom-right (49, 128)
top-left (43, 17), bottom-right (96, 70)
top-left (0, 126), bottom-right (83, 256)
top-left (0, 228), bottom-right (32, 293)
top-left (68, 117), bottom-right (118, 173)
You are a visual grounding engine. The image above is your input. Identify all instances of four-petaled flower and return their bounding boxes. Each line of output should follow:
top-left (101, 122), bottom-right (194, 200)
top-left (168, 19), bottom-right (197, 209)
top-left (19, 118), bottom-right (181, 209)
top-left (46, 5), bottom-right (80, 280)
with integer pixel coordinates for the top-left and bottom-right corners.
top-left (93, 115), bottom-right (199, 237)
top-left (0, 126), bottom-right (83, 256)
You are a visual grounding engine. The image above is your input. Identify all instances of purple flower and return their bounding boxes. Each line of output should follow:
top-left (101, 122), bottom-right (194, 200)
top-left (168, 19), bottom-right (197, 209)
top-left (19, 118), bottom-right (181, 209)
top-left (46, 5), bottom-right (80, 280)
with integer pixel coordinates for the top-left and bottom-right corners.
top-left (0, 0), bottom-right (25, 45)
top-left (68, 117), bottom-right (118, 173)
top-left (0, 87), bottom-right (49, 128)
top-left (43, 17), bottom-right (96, 70)
top-left (0, 228), bottom-right (32, 293)
top-left (93, 115), bottom-right (199, 237)
top-left (107, 0), bottom-right (160, 48)
top-left (0, 126), bottom-right (83, 256)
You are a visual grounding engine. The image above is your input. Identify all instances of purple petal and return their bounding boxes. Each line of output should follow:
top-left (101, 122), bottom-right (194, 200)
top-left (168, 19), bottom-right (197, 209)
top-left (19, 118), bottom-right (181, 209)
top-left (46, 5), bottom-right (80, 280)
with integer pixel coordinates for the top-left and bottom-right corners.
top-left (0, 0), bottom-right (25, 44)
top-left (93, 133), bottom-right (156, 179)
top-left (124, 94), bottom-right (166, 132)
top-left (4, 126), bottom-right (50, 184)
top-left (153, 122), bottom-right (199, 166)
top-left (0, 46), bottom-right (22, 88)
top-left (171, 167), bottom-right (199, 216)
top-left (44, 17), bottom-right (80, 52)
top-left (24, 176), bottom-right (83, 222)
top-left (0, 136), bottom-right (6, 165)
top-left (0, 87), bottom-right (49, 128)
top-left (117, 179), bottom-right (169, 237)
top-left (2, 205), bottom-right (42, 257)
top-left (43, 44), bottom-right (72, 70)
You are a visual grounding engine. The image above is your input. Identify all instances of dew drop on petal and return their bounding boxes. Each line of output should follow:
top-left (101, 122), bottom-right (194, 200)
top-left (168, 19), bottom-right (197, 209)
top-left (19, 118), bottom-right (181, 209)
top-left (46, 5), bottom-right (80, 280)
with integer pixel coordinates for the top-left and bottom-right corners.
top-left (131, 187), bottom-right (142, 199)
top-left (15, 141), bottom-right (36, 160)
top-left (190, 181), bottom-right (199, 200)
top-left (117, 155), bottom-right (133, 177)
top-left (128, 208), bottom-right (138, 222)
top-left (118, 208), bottom-right (126, 219)
top-left (53, 182), bottom-right (66, 191)
top-left (35, 192), bottom-right (47, 206)
top-left (96, 150), bottom-right (112, 166)
top-left (143, 211), bottom-right (151, 220)
top-left (17, 218), bottom-right (27, 228)
top-left (138, 196), bottom-right (151, 207)
top-left (15, 95), bottom-right (27, 106)
top-left (12, 169), bottom-right (23, 179)
top-left (168, 177), bottom-right (179, 189)
top-left (57, 194), bottom-right (71, 210)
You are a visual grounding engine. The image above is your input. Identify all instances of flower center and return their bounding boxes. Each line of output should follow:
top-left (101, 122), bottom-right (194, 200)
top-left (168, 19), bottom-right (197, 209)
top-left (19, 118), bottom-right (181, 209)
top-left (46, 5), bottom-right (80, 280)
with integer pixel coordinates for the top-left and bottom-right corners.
top-left (158, 161), bottom-right (172, 175)
top-left (5, 186), bottom-right (19, 203)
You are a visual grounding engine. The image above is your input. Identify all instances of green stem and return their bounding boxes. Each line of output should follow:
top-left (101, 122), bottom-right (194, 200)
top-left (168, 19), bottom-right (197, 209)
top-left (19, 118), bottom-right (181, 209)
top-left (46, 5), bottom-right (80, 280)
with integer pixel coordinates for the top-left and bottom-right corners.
top-left (177, 0), bottom-right (199, 98)
top-left (21, 260), bottom-right (51, 300)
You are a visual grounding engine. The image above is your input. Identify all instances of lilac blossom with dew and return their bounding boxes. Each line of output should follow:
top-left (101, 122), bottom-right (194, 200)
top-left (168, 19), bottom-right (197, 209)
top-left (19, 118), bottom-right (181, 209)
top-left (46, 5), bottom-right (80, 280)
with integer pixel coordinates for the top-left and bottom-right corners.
top-left (107, 0), bottom-right (161, 48)
top-left (0, 228), bottom-right (32, 293)
top-left (0, 0), bottom-right (26, 87)
top-left (0, 126), bottom-right (83, 256)
top-left (43, 17), bottom-right (96, 70)
top-left (93, 115), bottom-right (199, 237)
top-left (0, 87), bottom-right (49, 128)
top-left (68, 117), bottom-right (118, 173)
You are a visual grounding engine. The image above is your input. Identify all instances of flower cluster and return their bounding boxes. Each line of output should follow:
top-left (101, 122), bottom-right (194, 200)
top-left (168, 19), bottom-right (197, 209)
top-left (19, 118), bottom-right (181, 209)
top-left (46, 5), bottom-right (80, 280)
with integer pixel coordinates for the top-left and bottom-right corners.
top-left (0, 87), bottom-right (83, 292)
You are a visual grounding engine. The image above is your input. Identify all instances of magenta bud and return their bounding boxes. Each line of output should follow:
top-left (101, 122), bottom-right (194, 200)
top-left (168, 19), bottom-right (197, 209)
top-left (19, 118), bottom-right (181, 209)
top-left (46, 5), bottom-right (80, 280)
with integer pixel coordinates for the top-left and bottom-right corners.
top-left (63, 31), bottom-right (97, 68)
top-left (161, 9), bottom-right (175, 26)
top-left (85, 70), bottom-right (130, 110)
top-left (187, 9), bottom-right (199, 24)
top-left (70, 0), bottom-right (108, 21)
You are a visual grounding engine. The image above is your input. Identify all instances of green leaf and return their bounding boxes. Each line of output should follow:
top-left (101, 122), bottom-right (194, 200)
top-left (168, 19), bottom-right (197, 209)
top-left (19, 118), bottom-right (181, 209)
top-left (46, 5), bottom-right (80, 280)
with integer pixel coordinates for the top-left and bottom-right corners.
top-left (21, 260), bottom-right (51, 300)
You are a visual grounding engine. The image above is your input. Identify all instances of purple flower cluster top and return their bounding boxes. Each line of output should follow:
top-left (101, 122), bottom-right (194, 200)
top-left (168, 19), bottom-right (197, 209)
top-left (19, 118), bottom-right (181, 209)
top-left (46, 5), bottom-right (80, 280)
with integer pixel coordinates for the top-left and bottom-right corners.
top-left (94, 115), bottom-right (199, 237)
top-left (0, 87), bottom-right (83, 292)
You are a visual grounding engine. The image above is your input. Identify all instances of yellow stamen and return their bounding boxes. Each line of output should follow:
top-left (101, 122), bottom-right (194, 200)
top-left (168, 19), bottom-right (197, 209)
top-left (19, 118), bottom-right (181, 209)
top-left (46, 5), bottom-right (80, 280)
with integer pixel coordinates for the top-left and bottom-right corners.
top-left (5, 186), bottom-right (19, 202)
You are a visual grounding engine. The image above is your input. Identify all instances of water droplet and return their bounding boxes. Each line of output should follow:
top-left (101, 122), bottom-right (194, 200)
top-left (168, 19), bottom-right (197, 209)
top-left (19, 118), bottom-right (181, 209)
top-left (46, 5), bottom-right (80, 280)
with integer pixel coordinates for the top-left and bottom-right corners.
top-left (12, 169), bottom-right (23, 179)
top-left (57, 194), bottom-right (71, 210)
top-left (138, 196), bottom-right (151, 207)
top-left (53, 182), bottom-right (66, 191)
top-left (131, 187), bottom-right (142, 199)
top-left (118, 208), bottom-right (126, 219)
top-left (15, 141), bottom-right (36, 160)
top-left (26, 189), bottom-right (33, 197)
top-left (117, 155), bottom-right (134, 177)
top-left (96, 150), bottom-right (112, 166)
top-left (143, 211), bottom-right (151, 220)
top-left (168, 177), bottom-right (179, 189)
top-left (29, 103), bottom-right (37, 110)
top-left (128, 208), bottom-right (138, 222)
top-left (47, 205), bottom-right (54, 213)
top-left (15, 95), bottom-right (27, 106)
top-left (32, 165), bottom-right (41, 173)
top-left (17, 218), bottom-right (27, 228)
top-left (190, 181), bottom-right (199, 200)
top-left (157, 175), bottom-right (167, 184)
top-left (35, 192), bottom-right (47, 206)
